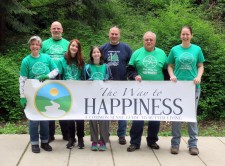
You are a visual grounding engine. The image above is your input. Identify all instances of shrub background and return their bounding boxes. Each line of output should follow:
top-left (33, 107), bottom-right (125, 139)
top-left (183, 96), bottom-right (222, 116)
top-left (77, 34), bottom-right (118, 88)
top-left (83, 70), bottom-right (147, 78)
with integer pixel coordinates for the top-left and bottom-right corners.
top-left (0, 0), bottom-right (224, 122)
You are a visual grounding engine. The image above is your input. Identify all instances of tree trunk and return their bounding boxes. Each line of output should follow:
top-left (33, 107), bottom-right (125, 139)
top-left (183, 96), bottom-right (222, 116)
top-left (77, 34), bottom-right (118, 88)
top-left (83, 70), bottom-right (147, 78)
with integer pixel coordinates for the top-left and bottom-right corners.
top-left (0, 13), bottom-right (6, 48)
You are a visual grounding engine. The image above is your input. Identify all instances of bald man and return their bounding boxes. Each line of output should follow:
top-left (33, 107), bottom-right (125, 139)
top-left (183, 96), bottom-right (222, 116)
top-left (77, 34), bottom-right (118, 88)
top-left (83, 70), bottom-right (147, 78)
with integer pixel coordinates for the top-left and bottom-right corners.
top-left (40, 21), bottom-right (69, 142)
top-left (101, 26), bottom-right (133, 145)
top-left (41, 21), bottom-right (69, 66)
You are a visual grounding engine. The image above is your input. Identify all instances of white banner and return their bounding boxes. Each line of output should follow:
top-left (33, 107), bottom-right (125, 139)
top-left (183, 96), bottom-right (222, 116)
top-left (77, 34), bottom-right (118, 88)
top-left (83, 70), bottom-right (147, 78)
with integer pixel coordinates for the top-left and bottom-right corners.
top-left (24, 79), bottom-right (196, 122)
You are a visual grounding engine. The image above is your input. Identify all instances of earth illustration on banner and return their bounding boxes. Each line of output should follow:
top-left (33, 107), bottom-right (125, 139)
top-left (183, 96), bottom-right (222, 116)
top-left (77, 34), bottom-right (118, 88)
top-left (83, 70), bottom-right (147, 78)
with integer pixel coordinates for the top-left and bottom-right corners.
top-left (34, 82), bottom-right (72, 118)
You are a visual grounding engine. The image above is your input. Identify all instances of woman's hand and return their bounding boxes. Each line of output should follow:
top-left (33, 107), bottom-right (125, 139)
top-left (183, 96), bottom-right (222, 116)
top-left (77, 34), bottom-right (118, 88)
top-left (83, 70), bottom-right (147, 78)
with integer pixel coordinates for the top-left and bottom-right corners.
top-left (168, 64), bottom-right (177, 82)
top-left (194, 77), bottom-right (201, 84)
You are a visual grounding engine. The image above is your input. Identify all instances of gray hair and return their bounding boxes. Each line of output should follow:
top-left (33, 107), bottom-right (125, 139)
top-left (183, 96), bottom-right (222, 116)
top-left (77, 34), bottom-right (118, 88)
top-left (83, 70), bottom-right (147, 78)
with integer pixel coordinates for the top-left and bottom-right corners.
top-left (28, 36), bottom-right (42, 46)
top-left (143, 31), bottom-right (156, 40)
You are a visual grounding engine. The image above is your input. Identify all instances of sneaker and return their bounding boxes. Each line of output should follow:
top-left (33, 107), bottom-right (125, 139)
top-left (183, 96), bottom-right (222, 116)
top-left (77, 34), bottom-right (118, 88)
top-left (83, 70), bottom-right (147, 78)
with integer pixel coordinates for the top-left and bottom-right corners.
top-left (48, 136), bottom-right (55, 143)
top-left (127, 144), bottom-right (140, 152)
top-left (78, 138), bottom-right (85, 149)
top-left (118, 136), bottom-right (126, 145)
top-left (148, 142), bottom-right (160, 149)
top-left (99, 140), bottom-right (106, 151)
top-left (66, 139), bottom-right (75, 149)
top-left (189, 147), bottom-right (199, 155)
top-left (41, 143), bottom-right (52, 151)
top-left (170, 147), bottom-right (179, 154)
top-left (91, 142), bottom-right (98, 151)
top-left (32, 145), bottom-right (40, 153)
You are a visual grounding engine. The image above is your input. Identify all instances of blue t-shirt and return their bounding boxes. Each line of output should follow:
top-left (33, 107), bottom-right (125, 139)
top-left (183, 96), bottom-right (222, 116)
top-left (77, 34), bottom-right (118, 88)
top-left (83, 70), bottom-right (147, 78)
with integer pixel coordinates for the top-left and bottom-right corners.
top-left (100, 42), bottom-right (132, 80)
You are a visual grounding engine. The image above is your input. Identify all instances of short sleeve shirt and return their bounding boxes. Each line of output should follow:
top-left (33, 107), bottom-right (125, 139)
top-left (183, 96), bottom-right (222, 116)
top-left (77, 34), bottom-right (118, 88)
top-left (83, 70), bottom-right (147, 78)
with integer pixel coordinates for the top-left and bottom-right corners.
top-left (85, 64), bottom-right (107, 80)
top-left (40, 38), bottom-right (69, 66)
top-left (58, 57), bottom-right (82, 80)
top-left (129, 47), bottom-right (167, 80)
top-left (20, 53), bottom-right (57, 79)
top-left (100, 42), bottom-right (132, 80)
top-left (167, 44), bottom-right (205, 88)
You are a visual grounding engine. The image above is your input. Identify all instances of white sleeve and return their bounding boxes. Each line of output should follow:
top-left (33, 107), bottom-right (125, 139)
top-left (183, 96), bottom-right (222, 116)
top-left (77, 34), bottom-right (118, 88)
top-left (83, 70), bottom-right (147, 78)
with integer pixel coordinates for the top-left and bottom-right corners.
top-left (48, 68), bottom-right (59, 79)
top-left (19, 76), bottom-right (27, 98)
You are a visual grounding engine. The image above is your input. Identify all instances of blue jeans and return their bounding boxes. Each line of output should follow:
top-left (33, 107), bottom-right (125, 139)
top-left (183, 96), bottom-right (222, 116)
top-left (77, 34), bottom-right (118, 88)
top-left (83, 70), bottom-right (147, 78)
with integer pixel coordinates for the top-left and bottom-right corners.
top-left (130, 120), bottom-right (160, 147)
top-left (29, 120), bottom-right (49, 145)
top-left (171, 88), bottom-right (201, 148)
top-left (117, 120), bottom-right (127, 137)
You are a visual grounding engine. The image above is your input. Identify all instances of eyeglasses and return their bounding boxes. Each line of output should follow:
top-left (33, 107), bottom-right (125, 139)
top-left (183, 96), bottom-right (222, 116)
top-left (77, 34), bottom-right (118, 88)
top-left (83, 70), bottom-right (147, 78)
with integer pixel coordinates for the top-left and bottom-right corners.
top-left (144, 39), bottom-right (154, 42)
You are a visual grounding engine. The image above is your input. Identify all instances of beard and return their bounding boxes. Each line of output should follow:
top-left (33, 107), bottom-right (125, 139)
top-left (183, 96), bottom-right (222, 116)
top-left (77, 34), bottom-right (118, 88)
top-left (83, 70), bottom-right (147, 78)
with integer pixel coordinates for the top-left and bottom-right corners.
top-left (52, 33), bottom-right (62, 40)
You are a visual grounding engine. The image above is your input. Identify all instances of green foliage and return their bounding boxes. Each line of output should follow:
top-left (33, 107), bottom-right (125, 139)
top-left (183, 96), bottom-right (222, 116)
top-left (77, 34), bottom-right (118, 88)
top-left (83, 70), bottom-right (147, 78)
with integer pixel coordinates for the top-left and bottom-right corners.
top-left (0, 57), bottom-right (24, 122)
top-left (0, 0), bottom-right (225, 122)
top-left (199, 52), bottom-right (225, 120)
top-left (27, 0), bottom-right (58, 7)
top-left (52, 19), bottom-right (107, 59)
top-left (1, 120), bottom-right (225, 136)
top-left (159, 131), bottom-right (172, 136)
top-left (0, 0), bottom-right (37, 32)
top-left (0, 122), bottom-right (28, 134)
top-left (198, 0), bottom-right (225, 22)
top-left (139, 0), bottom-right (225, 120)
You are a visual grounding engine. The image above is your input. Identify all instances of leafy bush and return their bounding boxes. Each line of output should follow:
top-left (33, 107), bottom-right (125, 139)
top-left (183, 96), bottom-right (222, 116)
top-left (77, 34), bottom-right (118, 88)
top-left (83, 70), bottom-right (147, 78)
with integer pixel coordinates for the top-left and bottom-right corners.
top-left (0, 121), bottom-right (28, 134)
top-left (146, 0), bottom-right (225, 120)
top-left (0, 0), bottom-right (224, 122)
top-left (0, 57), bottom-right (24, 121)
top-left (199, 52), bottom-right (225, 119)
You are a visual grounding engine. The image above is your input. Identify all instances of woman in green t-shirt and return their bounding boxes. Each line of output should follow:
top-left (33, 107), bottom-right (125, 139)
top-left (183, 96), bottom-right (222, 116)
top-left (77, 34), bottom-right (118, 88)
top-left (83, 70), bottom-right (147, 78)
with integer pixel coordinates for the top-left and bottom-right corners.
top-left (58, 39), bottom-right (85, 149)
top-left (19, 36), bottom-right (58, 153)
top-left (168, 26), bottom-right (205, 156)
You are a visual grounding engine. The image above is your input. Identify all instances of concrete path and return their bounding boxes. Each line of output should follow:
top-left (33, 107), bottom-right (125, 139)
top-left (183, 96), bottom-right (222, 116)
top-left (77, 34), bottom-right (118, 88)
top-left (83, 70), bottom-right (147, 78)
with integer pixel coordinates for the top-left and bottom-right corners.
top-left (0, 135), bottom-right (225, 166)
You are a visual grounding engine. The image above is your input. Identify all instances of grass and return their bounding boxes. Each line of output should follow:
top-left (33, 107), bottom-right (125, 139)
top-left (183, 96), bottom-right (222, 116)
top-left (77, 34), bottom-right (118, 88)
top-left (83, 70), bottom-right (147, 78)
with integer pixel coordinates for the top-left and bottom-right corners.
top-left (0, 120), bottom-right (225, 137)
top-left (0, 121), bottom-right (28, 134)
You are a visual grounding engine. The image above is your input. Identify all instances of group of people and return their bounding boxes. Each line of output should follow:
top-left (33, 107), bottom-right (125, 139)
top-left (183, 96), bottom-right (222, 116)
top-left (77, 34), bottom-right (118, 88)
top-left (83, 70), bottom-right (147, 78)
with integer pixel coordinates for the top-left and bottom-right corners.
top-left (19, 21), bottom-right (205, 156)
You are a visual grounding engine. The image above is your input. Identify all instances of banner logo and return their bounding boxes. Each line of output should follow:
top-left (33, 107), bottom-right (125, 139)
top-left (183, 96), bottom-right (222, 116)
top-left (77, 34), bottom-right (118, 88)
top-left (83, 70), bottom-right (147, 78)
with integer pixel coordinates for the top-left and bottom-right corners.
top-left (34, 82), bottom-right (72, 118)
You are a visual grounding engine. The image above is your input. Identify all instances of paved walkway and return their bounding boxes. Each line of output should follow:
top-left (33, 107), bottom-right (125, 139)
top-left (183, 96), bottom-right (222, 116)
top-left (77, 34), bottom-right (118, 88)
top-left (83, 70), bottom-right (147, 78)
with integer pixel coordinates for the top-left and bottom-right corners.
top-left (0, 135), bottom-right (225, 166)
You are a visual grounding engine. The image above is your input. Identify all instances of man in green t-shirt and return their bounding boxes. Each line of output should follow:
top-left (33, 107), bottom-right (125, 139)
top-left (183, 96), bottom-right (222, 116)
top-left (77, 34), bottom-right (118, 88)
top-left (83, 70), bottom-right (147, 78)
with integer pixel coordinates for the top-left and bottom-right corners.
top-left (40, 21), bottom-right (69, 66)
top-left (40, 21), bottom-right (69, 143)
top-left (127, 31), bottom-right (168, 152)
